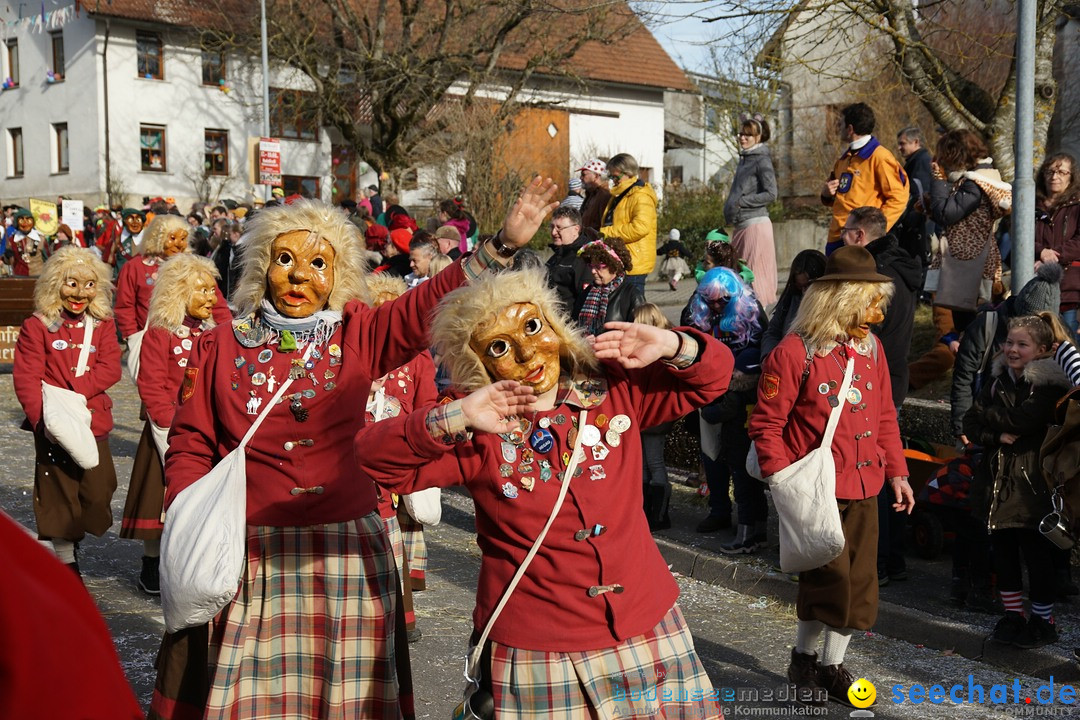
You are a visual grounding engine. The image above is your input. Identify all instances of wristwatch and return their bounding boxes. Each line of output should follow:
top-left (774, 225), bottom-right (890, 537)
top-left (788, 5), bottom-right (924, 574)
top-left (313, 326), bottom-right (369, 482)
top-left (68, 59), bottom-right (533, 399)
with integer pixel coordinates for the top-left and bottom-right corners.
top-left (490, 231), bottom-right (517, 259)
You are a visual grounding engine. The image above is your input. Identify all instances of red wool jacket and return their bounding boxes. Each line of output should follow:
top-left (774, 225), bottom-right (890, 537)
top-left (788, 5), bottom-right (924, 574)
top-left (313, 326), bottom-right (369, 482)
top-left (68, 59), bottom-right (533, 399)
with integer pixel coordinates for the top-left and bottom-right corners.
top-left (164, 261), bottom-right (467, 527)
top-left (355, 329), bottom-right (733, 652)
top-left (115, 255), bottom-right (231, 338)
top-left (0, 511), bottom-right (144, 720)
top-left (748, 333), bottom-right (908, 499)
top-left (136, 319), bottom-right (211, 428)
top-left (13, 312), bottom-right (123, 438)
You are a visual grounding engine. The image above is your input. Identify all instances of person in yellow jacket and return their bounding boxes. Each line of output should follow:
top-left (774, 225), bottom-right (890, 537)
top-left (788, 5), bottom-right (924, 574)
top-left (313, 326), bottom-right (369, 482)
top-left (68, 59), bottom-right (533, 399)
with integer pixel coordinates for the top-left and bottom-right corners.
top-left (601, 153), bottom-right (658, 294)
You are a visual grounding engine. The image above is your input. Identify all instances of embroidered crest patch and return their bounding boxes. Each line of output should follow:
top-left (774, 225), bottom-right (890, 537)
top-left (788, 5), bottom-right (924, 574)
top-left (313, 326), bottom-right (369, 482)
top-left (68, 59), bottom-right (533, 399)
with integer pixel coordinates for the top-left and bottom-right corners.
top-left (762, 372), bottom-right (780, 399)
top-left (181, 367), bottom-right (199, 403)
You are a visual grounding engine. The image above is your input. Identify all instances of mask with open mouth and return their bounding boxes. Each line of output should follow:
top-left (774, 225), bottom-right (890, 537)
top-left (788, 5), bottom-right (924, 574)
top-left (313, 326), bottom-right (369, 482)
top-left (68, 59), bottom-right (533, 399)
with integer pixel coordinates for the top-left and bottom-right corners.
top-left (469, 302), bottom-right (561, 394)
top-left (266, 229), bottom-right (336, 318)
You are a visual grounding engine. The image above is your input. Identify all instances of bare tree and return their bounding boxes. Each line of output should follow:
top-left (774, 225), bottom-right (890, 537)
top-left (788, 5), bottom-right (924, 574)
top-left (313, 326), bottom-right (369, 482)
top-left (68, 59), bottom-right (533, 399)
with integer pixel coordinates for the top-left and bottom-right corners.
top-left (196, 0), bottom-right (632, 179)
top-left (697, 0), bottom-right (1064, 178)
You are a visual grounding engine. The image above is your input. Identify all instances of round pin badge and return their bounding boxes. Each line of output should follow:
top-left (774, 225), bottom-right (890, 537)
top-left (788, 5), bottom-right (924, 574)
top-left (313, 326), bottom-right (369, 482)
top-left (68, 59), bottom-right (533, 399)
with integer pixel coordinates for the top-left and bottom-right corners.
top-left (52, 339), bottom-right (68, 351)
top-left (818, 383), bottom-right (830, 395)
top-left (499, 463), bottom-right (513, 478)
top-left (304, 360), bottom-right (315, 370)
top-left (311, 348), bottom-right (323, 360)
top-left (538, 417), bottom-right (551, 429)
top-left (605, 429), bottom-right (622, 447)
top-left (847, 388), bottom-right (863, 405)
top-left (580, 425), bottom-right (602, 447)
top-left (251, 372), bottom-right (267, 386)
top-left (173, 345), bottom-right (183, 355)
top-left (176, 326), bottom-right (191, 339)
top-left (302, 389), bottom-right (317, 399)
top-left (609, 415), bottom-right (632, 433)
top-left (181, 338), bottom-right (193, 351)
top-left (258, 349), bottom-right (273, 363)
top-left (530, 429), bottom-right (554, 454)
top-left (329, 344), bottom-right (342, 357)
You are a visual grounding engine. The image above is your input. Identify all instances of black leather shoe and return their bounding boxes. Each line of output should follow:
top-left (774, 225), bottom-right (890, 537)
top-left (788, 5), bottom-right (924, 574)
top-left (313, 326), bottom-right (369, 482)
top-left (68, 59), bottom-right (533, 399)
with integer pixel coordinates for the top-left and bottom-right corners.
top-left (787, 649), bottom-right (827, 705)
top-left (695, 514), bottom-right (732, 533)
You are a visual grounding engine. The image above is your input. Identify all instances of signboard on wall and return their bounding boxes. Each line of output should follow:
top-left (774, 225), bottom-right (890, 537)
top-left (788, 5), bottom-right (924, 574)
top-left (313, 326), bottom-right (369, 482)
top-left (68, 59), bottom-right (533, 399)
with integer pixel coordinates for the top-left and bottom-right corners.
top-left (259, 138), bottom-right (282, 186)
top-left (62, 200), bottom-right (84, 232)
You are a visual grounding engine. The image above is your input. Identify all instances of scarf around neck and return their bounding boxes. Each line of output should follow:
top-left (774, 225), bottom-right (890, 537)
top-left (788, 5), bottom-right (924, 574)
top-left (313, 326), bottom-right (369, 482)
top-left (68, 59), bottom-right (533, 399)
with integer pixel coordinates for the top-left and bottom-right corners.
top-left (257, 298), bottom-right (342, 348)
top-left (577, 275), bottom-right (623, 336)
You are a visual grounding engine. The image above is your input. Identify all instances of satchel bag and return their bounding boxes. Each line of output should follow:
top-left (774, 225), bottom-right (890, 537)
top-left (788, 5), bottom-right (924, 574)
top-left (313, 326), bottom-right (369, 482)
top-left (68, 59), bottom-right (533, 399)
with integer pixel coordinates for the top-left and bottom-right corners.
top-left (41, 319), bottom-right (99, 470)
top-left (935, 237), bottom-right (991, 312)
top-left (403, 487), bottom-right (442, 526)
top-left (125, 319), bottom-right (150, 381)
top-left (452, 410), bottom-right (588, 720)
top-left (751, 353), bottom-right (854, 573)
top-left (160, 343), bottom-right (311, 633)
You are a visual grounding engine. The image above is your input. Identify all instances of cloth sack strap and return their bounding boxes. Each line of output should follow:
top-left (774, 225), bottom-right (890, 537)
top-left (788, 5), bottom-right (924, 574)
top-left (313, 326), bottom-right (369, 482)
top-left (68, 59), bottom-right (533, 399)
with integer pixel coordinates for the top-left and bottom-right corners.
top-left (820, 352), bottom-right (855, 450)
top-left (465, 408), bottom-right (589, 684)
top-left (75, 318), bottom-right (94, 378)
top-left (237, 343), bottom-right (313, 449)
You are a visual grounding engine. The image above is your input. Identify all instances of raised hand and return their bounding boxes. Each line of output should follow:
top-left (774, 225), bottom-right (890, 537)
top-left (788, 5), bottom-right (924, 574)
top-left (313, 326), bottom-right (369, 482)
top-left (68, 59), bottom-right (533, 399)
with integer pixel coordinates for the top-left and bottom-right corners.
top-left (459, 380), bottom-right (538, 434)
top-left (592, 322), bottom-right (681, 369)
top-left (501, 176), bottom-right (560, 248)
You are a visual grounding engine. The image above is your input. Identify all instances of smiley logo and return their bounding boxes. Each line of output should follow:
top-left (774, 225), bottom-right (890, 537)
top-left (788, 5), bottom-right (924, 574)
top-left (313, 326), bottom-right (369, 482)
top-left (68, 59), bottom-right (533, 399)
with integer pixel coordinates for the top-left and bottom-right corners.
top-left (847, 677), bottom-right (876, 708)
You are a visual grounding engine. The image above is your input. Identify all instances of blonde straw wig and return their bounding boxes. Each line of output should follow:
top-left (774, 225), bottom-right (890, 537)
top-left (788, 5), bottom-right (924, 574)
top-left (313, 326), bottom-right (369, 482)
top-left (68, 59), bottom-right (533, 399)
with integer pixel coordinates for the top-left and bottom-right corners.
top-left (34, 246), bottom-right (114, 325)
top-left (430, 269), bottom-right (597, 392)
top-left (147, 254), bottom-right (222, 332)
top-left (232, 199), bottom-right (369, 316)
top-left (140, 213), bottom-right (191, 257)
top-left (789, 279), bottom-right (894, 355)
top-left (364, 273), bottom-right (408, 306)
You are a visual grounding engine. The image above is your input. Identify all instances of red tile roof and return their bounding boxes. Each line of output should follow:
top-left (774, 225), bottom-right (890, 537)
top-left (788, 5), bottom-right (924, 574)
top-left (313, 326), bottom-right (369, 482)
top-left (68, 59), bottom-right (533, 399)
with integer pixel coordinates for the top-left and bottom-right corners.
top-left (88, 0), bottom-right (693, 92)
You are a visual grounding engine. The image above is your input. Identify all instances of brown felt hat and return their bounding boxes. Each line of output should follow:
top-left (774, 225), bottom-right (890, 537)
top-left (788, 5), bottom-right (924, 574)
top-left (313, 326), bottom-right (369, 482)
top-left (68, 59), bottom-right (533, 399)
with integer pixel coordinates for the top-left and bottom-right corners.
top-left (815, 245), bottom-right (891, 283)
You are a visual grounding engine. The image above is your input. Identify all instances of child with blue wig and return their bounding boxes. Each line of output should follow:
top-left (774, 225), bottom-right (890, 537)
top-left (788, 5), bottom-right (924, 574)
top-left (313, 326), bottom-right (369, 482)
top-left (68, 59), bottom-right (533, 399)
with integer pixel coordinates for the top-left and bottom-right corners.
top-left (683, 267), bottom-right (770, 552)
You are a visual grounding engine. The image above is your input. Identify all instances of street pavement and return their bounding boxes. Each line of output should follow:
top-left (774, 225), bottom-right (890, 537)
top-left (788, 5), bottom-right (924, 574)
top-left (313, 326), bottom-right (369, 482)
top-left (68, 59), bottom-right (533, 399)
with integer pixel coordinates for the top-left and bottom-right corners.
top-left (2, 276), bottom-right (1080, 718)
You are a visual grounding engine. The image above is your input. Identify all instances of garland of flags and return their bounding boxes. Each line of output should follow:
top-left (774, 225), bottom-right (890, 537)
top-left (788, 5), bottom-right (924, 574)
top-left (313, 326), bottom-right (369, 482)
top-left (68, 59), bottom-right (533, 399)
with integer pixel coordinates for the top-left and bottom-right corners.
top-left (0, 3), bottom-right (78, 37)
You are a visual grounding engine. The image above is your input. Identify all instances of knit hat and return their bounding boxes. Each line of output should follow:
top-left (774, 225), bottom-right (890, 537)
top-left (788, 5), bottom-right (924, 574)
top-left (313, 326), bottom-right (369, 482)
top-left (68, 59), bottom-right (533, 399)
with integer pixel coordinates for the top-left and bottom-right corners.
top-left (669, 228), bottom-right (680, 241)
top-left (390, 228), bottom-right (413, 254)
top-left (121, 208), bottom-right (146, 220)
top-left (271, 187), bottom-right (285, 198)
top-left (579, 159), bottom-right (607, 175)
top-left (12, 207), bottom-right (33, 221)
top-left (365, 224), bottom-right (389, 252)
top-left (568, 177), bottom-right (583, 192)
top-left (1014, 262), bottom-right (1063, 316)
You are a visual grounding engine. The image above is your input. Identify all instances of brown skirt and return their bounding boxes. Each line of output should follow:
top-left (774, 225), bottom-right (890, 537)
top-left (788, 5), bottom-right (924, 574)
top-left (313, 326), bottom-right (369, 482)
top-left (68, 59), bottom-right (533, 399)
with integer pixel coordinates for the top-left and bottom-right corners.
top-left (121, 421), bottom-right (165, 540)
top-left (33, 431), bottom-right (117, 541)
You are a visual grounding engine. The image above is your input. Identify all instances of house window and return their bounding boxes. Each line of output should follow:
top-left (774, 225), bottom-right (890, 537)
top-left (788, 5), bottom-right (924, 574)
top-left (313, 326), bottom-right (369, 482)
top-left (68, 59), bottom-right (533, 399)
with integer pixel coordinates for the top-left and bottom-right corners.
top-left (282, 175), bottom-right (320, 199)
top-left (204, 129), bottom-right (228, 175)
top-left (136, 31), bottom-right (163, 79)
top-left (140, 124), bottom-right (166, 171)
top-left (5, 39), bottom-right (18, 87)
top-left (400, 168), bottom-right (419, 191)
top-left (50, 31), bottom-right (65, 78)
top-left (201, 50), bottom-right (225, 86)
top-left (54, 123), bottom-right (69, 173)
top-left (665, 166), bottom-right (684, 185)
top-left (270, 88), bottom-right (318, 141)
top-left (8, 128), bottom-right (23, 177)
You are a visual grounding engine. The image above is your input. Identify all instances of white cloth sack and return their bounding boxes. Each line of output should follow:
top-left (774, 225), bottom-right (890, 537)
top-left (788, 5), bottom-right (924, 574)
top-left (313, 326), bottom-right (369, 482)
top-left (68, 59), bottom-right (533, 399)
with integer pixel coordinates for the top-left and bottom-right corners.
top-left (160, 445), bottom-right (248, 633)
top-left (150, 420), bottom-right (170, 461)
top-left (125, 324), bottom-right (148, 381)
top-left (160, 343), bottom-right (311, 633)
top-left (41, 382), bottom-right (99, 469)
top-left (40, 319), bottom-right (98, 470)
top-left (402, 487), bottom-right (442, 526)
top-left (747, 353), bottom-right (854, 573)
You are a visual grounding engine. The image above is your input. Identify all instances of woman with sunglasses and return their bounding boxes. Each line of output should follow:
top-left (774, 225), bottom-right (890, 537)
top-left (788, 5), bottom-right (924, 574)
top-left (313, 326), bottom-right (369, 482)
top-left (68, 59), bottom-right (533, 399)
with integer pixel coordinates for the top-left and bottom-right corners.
top-left (571, 236), bottom-right (644, 337)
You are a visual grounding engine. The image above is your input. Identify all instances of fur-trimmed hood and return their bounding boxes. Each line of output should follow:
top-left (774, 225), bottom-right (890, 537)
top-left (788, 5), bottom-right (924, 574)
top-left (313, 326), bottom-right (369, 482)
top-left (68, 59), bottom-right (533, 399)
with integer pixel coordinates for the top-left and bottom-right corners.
top-left (991, 355), bottom-right (1071, 390)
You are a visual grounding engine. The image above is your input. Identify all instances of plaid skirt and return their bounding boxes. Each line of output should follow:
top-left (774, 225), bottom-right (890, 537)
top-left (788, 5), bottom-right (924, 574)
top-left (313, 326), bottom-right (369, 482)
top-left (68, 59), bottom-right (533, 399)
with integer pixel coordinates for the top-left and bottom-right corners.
top-left (202, 514), bottom-right (413, 720)
top-left (120, 421), bottom-right (165, 540)
top-left (382, 513), bottom-right (416, 630)
top-left (485, 605), bottom-right (721, 719)
top-left (398, 510), bottom-right (428, 590)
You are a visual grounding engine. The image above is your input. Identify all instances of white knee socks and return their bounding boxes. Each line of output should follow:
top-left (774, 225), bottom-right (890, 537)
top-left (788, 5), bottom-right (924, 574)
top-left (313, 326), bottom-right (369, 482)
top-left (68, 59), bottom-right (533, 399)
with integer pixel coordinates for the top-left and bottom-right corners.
top-left (52, 539), bottom-right (76, 564)
top-left (821, 627), bottom-right (854, 666)
top-left (795, 619), bottom-right (824, 655)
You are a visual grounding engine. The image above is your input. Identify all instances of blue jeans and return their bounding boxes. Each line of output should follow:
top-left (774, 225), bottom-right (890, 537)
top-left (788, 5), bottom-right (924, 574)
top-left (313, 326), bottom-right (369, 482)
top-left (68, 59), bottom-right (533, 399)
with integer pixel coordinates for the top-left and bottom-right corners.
top-left (1064, 309), bottom-right (1078, 341)
top-left (626, 273), bottom-right (647, 298)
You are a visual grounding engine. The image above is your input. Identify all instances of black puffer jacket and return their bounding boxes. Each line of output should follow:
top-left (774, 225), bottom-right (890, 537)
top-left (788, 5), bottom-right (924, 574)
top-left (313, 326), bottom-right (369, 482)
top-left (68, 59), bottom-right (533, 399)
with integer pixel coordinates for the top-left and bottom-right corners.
top-left (963, 357), bottom-right (1071, 530)
top-left (866, 233), bottom-right (922, 405)
top-left (545, 234), bottom-right (591, 313)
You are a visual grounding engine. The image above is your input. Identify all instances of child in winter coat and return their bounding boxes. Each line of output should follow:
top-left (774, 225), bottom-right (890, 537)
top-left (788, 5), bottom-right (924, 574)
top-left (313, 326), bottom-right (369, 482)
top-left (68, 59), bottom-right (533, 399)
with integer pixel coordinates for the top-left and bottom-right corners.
top-left (634, 302), bottom-right (676, 529)
top-left (963, 313), bottom-right (1073, 648)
